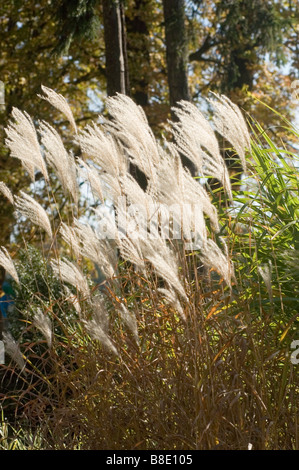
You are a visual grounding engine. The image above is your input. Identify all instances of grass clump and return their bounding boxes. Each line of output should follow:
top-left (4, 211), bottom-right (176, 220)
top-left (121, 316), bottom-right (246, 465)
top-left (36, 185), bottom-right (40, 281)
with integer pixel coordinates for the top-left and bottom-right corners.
top-left (0, 89), bottom-right (298, 450)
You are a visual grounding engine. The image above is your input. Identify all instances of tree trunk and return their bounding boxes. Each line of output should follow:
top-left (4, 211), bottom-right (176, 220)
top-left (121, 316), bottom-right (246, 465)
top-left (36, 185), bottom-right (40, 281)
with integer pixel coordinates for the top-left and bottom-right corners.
top-left (125, 0), bottom-right (151, 107)
top-left (102, 0), bottom-right (147, 190)
top-left (162, 0), bottom-right (190, 111)
top-left (102, 0), bottom-right (129, 96)
top-left (162, 0), bottom-right (196, 176)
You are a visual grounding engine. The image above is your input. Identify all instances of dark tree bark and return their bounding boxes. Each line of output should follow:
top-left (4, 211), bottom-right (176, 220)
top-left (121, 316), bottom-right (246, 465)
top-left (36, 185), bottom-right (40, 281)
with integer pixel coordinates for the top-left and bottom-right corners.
top-left (162, 0), bottom-right (190, 111)
top-left (226, 53), bottom-right (254, 93)
top-left (102, 0), bottom-right (147, 190)
top-left (125, 0), bottom-right (151, 107)
top-left (102, 0), bottom-right (129, 96)
top-left (162, 0), bottom-right (196, 176)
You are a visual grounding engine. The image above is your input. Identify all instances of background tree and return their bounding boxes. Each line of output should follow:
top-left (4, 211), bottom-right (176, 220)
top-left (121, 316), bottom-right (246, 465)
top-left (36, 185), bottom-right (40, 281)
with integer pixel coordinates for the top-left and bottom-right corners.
top-left (125, 0), bottom-right (152, 107)
top-left (102, 0), bottom-right (129, 96)
top-left (187, 0), bottom-right (298, 123)
top-left (162, 0), bottom-right (190, 110)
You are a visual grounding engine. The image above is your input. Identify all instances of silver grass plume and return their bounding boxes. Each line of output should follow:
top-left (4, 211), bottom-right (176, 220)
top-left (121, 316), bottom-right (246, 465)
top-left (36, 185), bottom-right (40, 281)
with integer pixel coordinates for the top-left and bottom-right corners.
top-left (104, 94), bottom-right (159, 185)
top-left (73, 219), bottom-right (118, 280)
top-left (33, 308), bottom-right (52, 347)
top-left (120, 173), bottom-right (154, 215)
top-left (112, 206), bottom-right (145, 265)
top-left (77, 157), bottom-right (105, 203)
top-left (60, 222), bottom-right (81, 259)
top-left (3, 332), bottom-right (26, 371)
top-left (182, 170), bottom-right (220, 233)
top-left (51, 258), bottom-right (90, 298)
top-left (39, 121), bottom-right (78, 204)
top-left (119, 200), bottom-right (150, 242)
top-left (140, 236), bottom-right (187, 300)
top-left (105, 94), bottom-right (160, 165)
top-left (154, 151), bottom-right (198, 240)
top-left (200, 238), bottom-right (234, 288)
top-left (89, 295), bottom-right (110, 333)
top-left (0, 182), bottom-right (14, 205)
top-left (76, 123), bottom-right (126, 178)
top-left (15, 191), bottom-right (52, 239)
top-left (39, 85), bottom-right (77, 134)
top-left (0, 247), bottom-right (19, 284)
top-left (155, 150), bottom-right (184, 205)
top-left (209, 93), bottom-right (250, 172)
top-left (64, 286), bottom-right (81, 316)
top-left (93, 205), bottom-right (120, 241)
top-left (258, 261), bottom-right (273, 303)
top-left (119, 303), bottom-right (139, 345)
top-left (171, 101), bottom-right (222, 169)
top-left (5, 107), bottom-right (48, 182)
top-left (154, 152), bottom-right (218, 242)
top-left (158, 287), bottom-right (186, 321)
top-left (100, 173), bottom-right (122, 202)
top-left (170, 100), bottom-right (232, 200)
top-left (118, 234), bottom-right (146, 272)
top-left (82, 317), bottom-right (118, 356)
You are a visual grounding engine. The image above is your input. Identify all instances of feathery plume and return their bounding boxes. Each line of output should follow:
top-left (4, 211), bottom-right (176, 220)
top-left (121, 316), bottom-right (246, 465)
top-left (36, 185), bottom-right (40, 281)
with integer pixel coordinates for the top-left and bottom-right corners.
top-left (39, 121), bottom-right (78, 204)
top-left (82, 317), bottom-right (118, 356)
top-left (154, 152), bottom-right (219, 242)
top-left (33, 309), bottom-right (52, 347)
top-left (77, 157), bottom-right (105, 203)
top-left (77, 123), bottom-right (126, 178)
top-left (158, 287), bottom-right (186, 321)
top-left (90, 295), bottom-right (110, 333)
top-left (209, 93), bottom-right (250, 172)
top-left (119, 199), bottom-right (150, 242)
top-left (119, 303), bottom-right (139, 344)
top-left (182, 170), bottom-right (220, 232)
top-left (15, 191), bottom-right (52, 238)
top-left (3, 332), bottom-right (26, 371)
top-left (39, 85), bottom-right (77, 134)
top-left (118, 235), bottom-right (146, 272)
top-left (104, 94), bottom-right (160, 185)
top-left (51, 258), bottom-right (90, 298)
top-left (171, 100), bottom-right (221, 172)
top-left (154, 149), bottom-right (183, 205)
top-left (64, 286), bottom-right (81, 315)
top-left (170, 101), bottom-right (232, 199)
top-left (258, 261), bottom-right (273, 303)
top-left (120, 173), bottom-right (154, 213)
top-left (5, 107), bottom-right (48, 182)
top-left (74, 219), bottom-right (118, 279)
top-left (200, 238), bottom-right (234, 287)
top-left (140, 236), bottom-right (187, 300)
top-left (0, 247), bottom-right (19, 284)
top-left (93, 205), bottom-right (120, 241)
top-left (60, 222), bottom-right (81, 259)
top-left (100, 173), bottom-right (122, 202)
top-left (0, 182), bottom-right (14, 204)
